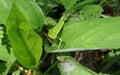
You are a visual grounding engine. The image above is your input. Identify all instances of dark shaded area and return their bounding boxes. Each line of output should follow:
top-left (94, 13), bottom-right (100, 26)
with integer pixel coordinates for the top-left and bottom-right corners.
top-left (0, 63), bottom-right (7, 73)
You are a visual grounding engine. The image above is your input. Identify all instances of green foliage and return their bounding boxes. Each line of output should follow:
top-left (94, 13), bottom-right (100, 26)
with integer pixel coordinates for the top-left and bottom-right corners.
top-left (0, 0), bottom-right (120, 75)
top-left (44, 17), bottom-right (57, 26)
top-left (36, 0), bottom-right (60, 15)
top-left (46, 17), bottom-right (120, 52)
top-left (0, 24), bottom-right (16, 74)
top-left (6, 4), bottom-right (42, 70)
top-left (79, 5), bottom-right (103, 20)
top-left (66, 4), bottom-right (103, 24)
top-left (0, 45), bottom-right (16, 74)
top-left (61, 17), bottom-right (120, 49)
top-left (0, 0), bottom-right (44, 31)
top-left (60, 0), bottom-right (78, 10)
top-left (66, 0), bottom-right (97, 13)
top-left (0, 0), bottom-right (13, 24)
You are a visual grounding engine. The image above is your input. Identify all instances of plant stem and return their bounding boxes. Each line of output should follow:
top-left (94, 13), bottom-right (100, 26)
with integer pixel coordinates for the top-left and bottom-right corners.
top-left (43, 60), bottom-right (59, 75)
top-left (39, 53), bottom-right (48, 67)
top-left (33, 70), bottom-right (37, 75)
top-left (33, 69), bottom-right (42, 75)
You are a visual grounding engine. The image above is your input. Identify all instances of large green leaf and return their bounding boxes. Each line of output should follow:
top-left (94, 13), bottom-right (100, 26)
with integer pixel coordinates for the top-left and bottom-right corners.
top-left (0, 0), bottom-right (14, 24)
top-left (0, 0), bottom-right (44, 31)
top-left (57, 56), bottom-right (97, 75)
top-left (46, 17), bottom-right (120, 52)
top-left (6, 4), bottom-right (42, 69)
top-left (62, 17), bottom-right (120, 48)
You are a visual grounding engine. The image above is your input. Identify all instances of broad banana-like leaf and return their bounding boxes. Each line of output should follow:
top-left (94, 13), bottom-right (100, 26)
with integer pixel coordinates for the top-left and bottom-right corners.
top-left (46, 17), bottom-right (120, 52)
top-left (57, 56), bottom-right (97, 75)
top-left (0, 0), bottom-right (14, 24)
top-left (0, 0), bottom-right (44, 31)
top-left (6, 4), bottom-right (42, 69)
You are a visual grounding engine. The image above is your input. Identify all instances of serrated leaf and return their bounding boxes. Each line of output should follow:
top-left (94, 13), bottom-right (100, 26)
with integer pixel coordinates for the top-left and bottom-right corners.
top-left (0, 0), bottom-right (44, 31)
top-left (44, 16), bottom-right (57, 26)
top-left (79, 5), bottom-right (103, 20)
top-left (6, 4), bottom-right (42, 69)
top-left (46, 17), bottom-right (120, 52)
top-left (57, 56), bottom-right (97, 75)
top-left (60, 0), bottom-right (78, 10)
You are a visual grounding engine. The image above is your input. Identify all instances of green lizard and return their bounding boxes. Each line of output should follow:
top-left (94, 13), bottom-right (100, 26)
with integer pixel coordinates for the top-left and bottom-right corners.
top-left (48, 14), bottom-right (69, 48)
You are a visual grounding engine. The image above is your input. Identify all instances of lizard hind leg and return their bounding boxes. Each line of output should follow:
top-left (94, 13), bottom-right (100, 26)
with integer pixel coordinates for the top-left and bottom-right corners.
top-left (57, 38), bottom-right (65, 49)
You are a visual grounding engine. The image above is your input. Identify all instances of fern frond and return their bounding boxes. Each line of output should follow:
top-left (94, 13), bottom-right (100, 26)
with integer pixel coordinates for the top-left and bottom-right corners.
top-left (0, 24), bottom-right (9, 46)
top-left (44, 17), bottom-right (57, 26)
top-left (0, 25), bottom-right (4, 40)
top-left (79, 4), bottom-right (103, 20)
